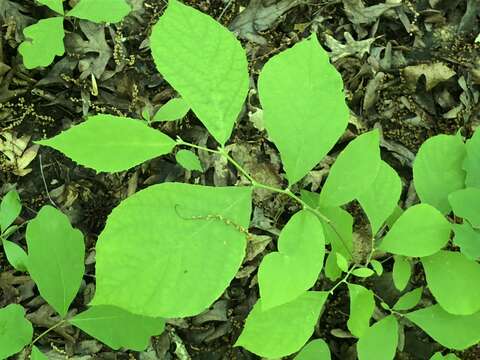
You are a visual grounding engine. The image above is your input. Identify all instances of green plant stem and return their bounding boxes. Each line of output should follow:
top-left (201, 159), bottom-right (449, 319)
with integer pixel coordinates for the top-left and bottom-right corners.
top-left (30, 319), bottom-right (67, 346)
top-left (327, 265), bottom-right (357, 295)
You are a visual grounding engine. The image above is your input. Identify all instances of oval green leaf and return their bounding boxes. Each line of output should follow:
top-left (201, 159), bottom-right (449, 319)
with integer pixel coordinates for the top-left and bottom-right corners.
top-left (294, 338), bottom-right (331, 360)
top-left (347, 283), bottom-right (375, 338)
top-left (176, 149), bottom-right (203, 172)
top-left (3, 239), bottom-right (28, 272)
top-left (393, 287), bottom-right (423, 311)
top-left (0, 304), bottom-right (33, 358)
top-left (448, 188), bottom-right (480, 228)
top-left (357, 315), bottom-right (398, 360)
top-left (352, 268), bottom-right (375, 278)
top-left (0, 190), bottom-right (21, 233)
top-left (392, 255), bottom-right (411, 291)
top-left (152, 98), bottom-right (190, 122)
top-left (463, 127), bottom-right (480, 188)
top-left (67, 0), bottom-right (131, 23)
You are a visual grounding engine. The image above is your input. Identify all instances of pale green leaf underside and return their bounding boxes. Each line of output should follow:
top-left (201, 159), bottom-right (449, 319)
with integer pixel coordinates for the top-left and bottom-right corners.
top-left (347, 283), bottom-right (375, 338)
top-left (357, 316), bottom-right (398, 360)
top-left (31, 346), bottom-right (48, 360)
top-left (392, 255), bottom-right (411, 291)
top-left (37, 0), bottom-right (64, 14)
top-left (92, 183), bottom-right (252, 318)
top-left (463, 127), bottom-right (480, 188)
top-left (448, 188), bottom-right (480, 228)
top-left (26, 206), bottom-right (85, 317)
top-left (393, 287), bottom-right (423, 311)
top-left (378, 204), bottom-right (451, 257)
top-left (3, 239), bottom-right (28, 272)
top-left (69, 305), bottom-right (165, 351)
top-left (0, 190), bottom-right (21, 233)
top-left (294, 338), bottom-right (331, 360)
top-left (413, 134), bottom-right (466, 214)
top-left (406, 305), bottom-right (480, 350)
top-left (258, 34), bottom-right (348, 185)
top-left (19, 17), bottom-right (65, 69)
top-left (176, 149), bottom-right (203, 172)
top-left (319, 130), bottom-right (381, 207)
top-left (422, 251), bottom-right (480, 315)
top-left (67, 0), bottom-right (131, 23)
top-left (452, 222), bottom-right (480, 261)
top-left (37, 114), bottom-right (176, 172)
top-left (236, 291), bottom-right (329, 358)
top-left (0, 304), bottom-right (33, 359)
top-left (150, 0), bottom-right (249, 145)
top-left (152, 98), bottom-right (190, 122)
top-left (258, 210), bottom-right (325, 310)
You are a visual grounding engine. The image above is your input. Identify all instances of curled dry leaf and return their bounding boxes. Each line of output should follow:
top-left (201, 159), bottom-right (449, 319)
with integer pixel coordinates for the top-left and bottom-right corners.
top-left (0, 132), bottom-right (39, 176)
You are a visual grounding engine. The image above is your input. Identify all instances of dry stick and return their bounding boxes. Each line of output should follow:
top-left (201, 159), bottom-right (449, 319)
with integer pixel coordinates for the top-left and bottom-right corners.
top-left (38, 154), bottom-right (58, 208)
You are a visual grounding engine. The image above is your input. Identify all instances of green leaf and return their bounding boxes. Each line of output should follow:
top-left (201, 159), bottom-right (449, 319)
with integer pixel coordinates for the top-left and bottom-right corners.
top-left (347, 283), bottom-right (375, 338)
top-left (150, 0), bottom-right (248, 145)
top-left (319, 130), bottom-right (381, 207)
top-left (26, 205), bottom-right (85, 317)
top-left (67, 0), bottom-right (131, 23)
top-left (0, 304), bottom-right (33, 358)
top-left (392, 287), bottom-right (423, 311)
top-left (37, 115), bottom-right (176, 173)
top-left (92, 183), bottom-right (252, 318)
top-left (370, 260), bottom-right (383, 276)
top-left (324, 252), bottom-right (342, 281)
top-left (319, 206), bottom-right (353, 260)
top-left (448, 188), bottom-right (480, 228)
top-left (258, 210), bottom-right (325, 310)
top-left (236, 291), bottom-right (328, 358)
top-left (336, 252), bottom-right (349, 272)
top-left (352, 268), bottom-right (375, 278)
top-left (294, 339), bottom-right (331, 360)
top-left (18, 17), bottom-right (65, 69)
top-left (0, 190), bottom-right (21, 233)
top-left (463, 127), bottom-right (480, 188)
top-left (357, 316), bottom-right (398, 360)
top-left (378, 204), bottom-right (451, 257)
top-left (69, 305), bottom-right (165, 351)
top-left (358, 161), bottom-right (402, 234)
top-left (430, 352), bottom-right (461, 360)
top-left (31, 346), bottom-right (48, 360)
top-left (176, 150), bottom-right (203, 172)
top-left (152, 98), bottom-right (190, 122)
top-left (258, 34), bottom-right (348, 185)
top-left (452, 222), bottom-right (480, 261)
top-left (422, 251), bottom-right (480, 315)
top-left (392, 255), bottom-right (411, 291)
top-left (413, 134), bottom-right (466, 214)
top-left (406, 304), bottom-right (480, 350)
top-left (37, 0), bottom-right (64, 14)
top-left (3, 240), bottom-right (28, 272)
top-left (385, 205), bottom-right (403, 229)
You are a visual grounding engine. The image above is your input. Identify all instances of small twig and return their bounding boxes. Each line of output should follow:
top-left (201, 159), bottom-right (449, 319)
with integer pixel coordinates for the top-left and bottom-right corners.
top-left (38, 155), bottom-right (58, 208)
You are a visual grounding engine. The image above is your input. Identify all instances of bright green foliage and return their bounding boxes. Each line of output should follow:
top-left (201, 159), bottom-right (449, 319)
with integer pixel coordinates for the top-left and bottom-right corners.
top-left (358, 161), bottom-right (402, 234)
top-left (18, 17), bottom-right (65, 69)
top-left (370, 260), bottom-right (383, 275)
top-left (448, 188), bottom-right (480, 228)
top-left (352, 268), bottom-right (375, 278)
top-left (413, 134), bottom-right (466, 214)
top-left (325, 252), bottom-right (342, 281)
top-left (236, 291), bottom-right (328, 358)
top-left (452, 223), bottom-right (480, 261)
top-left (176, 149), bottom-right (203, 172)
top-left (430, 352), bottom-right (461, 360)
top-left (31, 346), bottom-right (48, 360)
top-left (0, 190), bottom-right (21, 233)
top-left (37, 115), bottom-right (176, 172)
top-left (258, 34), bottom-right (348, 185)
top-left (320, 206), bottom-right (353, 259)
top-left (92, 183), bottom-right (252, 318)
top-left (69, 305), bottom-right (165, 350)
top-left (336, 252), bottom-right (349, 272)
top-left (385, 205), bottom-right (403, 228)
top-left (422, 251), bottom-right (480, 315)
top-left (463, 127), bottom-right (480, 188)
top-left (152, 98), bottom-right (190, 122)
top-left (378, 204), bottom-right (451, 257)
top-left (258, 210), bottom-right (325, 310)
top-left (319, 130), bottom-right (381, 207)
top-left (406, 305), bottom-right (480, 350)
top-left (150, 0), bottom-right (248, 145)
top-left (294, 339), bottom-right (331, 360)
top-left (392, 287), bottom-right (423, 311)
top-left (2, 240), bottom-right (28, 272)
top-left (37, 0), bottom-right (64, 14)
top-left (357, 315), bottom-right (398, 360)
top-left (392, 255), bottom-right (411, 291)
top-left (347, 283), bottom-right (375, 338)
top-left (67, 0), bottom-right (131, 23)
top-left (0, 304), bottom-right (33, 358)
top-left (26, 206), bottom-right (85, 317)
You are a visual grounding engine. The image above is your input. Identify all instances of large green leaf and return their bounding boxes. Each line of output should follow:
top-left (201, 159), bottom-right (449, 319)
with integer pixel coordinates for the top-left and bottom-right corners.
top-left (294, 339), bottom-right (331, 360)
top-left (150, 0), bottom-right (248, 145)
top-left (378, 204), bottom-right (451, 257)
top-left (3, 240), bottom-right (28, 272)
top-left (0, 190), bottom-right (21, 233)
top-left (18, 17), bottom-right (65, 69)
top-left (258, 210), bottom-right (325, 310)
top-left (358, 161), bottom-right (402, 234)
top-left (357, 316), bottom-right (398, 360)
top-left (319, 130), bottom-right (381, 207)
top-left (26, 206), bottom-right (85, 317)
top-left (258, 34), bottom-right (348, 185)
top-left (0, 304), bottom-right (33, 358)
top-left (236, 291), bottom-right (328, 358)
top-left (392, 255), bottom-right (411, 291)
top-left (413, 134), bottom-right (466, 214)
top-left (452, 222), bottom-right (480, 261)
top-left (463, 127), bottom-right (480, 188)
top-left (37, 115), bottom-right (176, 172)
top-left (448, 188), bottom-right (480, 228)
top-left (37, 0), bottom-right (64, 14)
top-left (92, 183), bottom-right (252, 318)
top-left (422, 251), bottom-right (480, 315)
top-left (347, 283), bottom-right (375, 338)
top-left (406, 305), bottom-right (480, 350)
top-left (67, 0), bottom-right (131, 23)
top-left (69, 305), bottom-right (165, 351)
